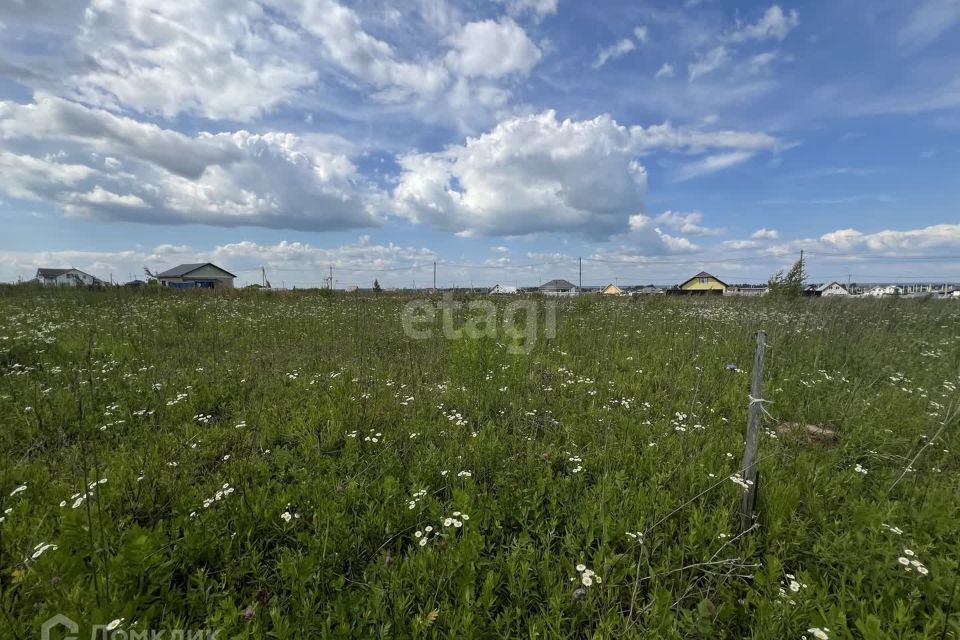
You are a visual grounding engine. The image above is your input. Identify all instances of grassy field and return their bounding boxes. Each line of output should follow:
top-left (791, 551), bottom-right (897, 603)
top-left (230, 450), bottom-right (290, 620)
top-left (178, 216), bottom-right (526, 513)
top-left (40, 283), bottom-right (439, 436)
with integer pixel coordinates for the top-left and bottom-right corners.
top-left (1, 288), bottom-right (958, 639)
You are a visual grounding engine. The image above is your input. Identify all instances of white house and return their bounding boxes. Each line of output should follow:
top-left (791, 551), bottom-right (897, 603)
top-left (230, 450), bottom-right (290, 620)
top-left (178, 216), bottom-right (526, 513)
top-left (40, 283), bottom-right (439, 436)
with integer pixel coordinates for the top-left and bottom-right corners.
top-left (818, 282), bottom-right (850, 297)
top-left (866, 285), bottom-right (901, 297)
top-left (35, 268), bottom-right (102, 286)
top-left (489, 284), bottom-right (518, 294)
top-left (156, 263), bottom-right (236, 289)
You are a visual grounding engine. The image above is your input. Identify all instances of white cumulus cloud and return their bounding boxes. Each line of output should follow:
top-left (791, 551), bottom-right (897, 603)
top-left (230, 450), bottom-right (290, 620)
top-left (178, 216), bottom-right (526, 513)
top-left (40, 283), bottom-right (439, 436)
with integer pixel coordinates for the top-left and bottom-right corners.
top-left (67, 0), bottom-right (318, 121)
top-left (654, 211), bottom-right (723, 235)
top-left (0, 95), bottom-right (380, 231)
top-left (446, 18), bottom-right (542, 79)
top-left (393, 110), bottom-right (647, 238)
top-left (286, 0), bottom-right (450, 97)
top-left (819, 224), bottom-right (960, 252)
top-left (392, 111), bottom-right (783, 235)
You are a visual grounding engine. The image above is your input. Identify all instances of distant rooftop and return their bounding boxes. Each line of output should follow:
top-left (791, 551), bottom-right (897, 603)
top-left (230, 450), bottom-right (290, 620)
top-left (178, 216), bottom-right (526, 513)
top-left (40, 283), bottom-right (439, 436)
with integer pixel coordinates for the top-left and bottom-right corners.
top-left (156, 263), bottom-right (237, 278)
top-left (540, 278), bottom-right (576, 291)
top-left (37, 268), bottom-right (73, 278)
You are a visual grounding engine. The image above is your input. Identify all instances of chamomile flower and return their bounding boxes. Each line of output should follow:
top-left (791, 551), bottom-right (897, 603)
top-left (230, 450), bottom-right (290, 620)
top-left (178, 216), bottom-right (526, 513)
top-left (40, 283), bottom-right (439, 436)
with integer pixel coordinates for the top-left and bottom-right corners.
top-left (574, 564), bottom-right (601, 587)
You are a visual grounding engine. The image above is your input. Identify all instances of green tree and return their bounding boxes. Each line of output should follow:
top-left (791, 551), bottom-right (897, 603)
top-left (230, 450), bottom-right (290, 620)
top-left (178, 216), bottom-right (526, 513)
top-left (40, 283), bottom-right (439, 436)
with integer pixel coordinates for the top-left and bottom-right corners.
top-left (767, 258), bottom-right (806, 299)
top-left (373, 279), bottom-right (382, 292)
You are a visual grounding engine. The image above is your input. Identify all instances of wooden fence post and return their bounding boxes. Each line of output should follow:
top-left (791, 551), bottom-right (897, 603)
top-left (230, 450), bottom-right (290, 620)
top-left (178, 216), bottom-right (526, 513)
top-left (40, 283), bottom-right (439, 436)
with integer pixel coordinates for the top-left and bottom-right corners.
top-left (740, 330), bottom-right (766, 534)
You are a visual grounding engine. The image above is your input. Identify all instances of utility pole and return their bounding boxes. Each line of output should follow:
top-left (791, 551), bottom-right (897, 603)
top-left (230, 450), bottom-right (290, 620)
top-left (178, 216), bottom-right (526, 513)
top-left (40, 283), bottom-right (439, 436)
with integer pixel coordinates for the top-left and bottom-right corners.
top-left (262, 266), bottom-right (266, 287)
top-left (433, 261), bottom-right (437, 290)
top-left (329, 266), bottom-right (333, 290)
top-left (579, 256), bottom-right (582, 293)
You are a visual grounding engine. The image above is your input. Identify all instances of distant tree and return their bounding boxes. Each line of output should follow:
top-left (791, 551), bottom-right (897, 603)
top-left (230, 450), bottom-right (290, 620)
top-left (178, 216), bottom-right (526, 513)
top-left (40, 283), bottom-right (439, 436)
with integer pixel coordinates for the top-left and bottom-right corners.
top-left (373, 279), bottom-right (382, 292)
top-left (767, 259), bottom-right (806, 299)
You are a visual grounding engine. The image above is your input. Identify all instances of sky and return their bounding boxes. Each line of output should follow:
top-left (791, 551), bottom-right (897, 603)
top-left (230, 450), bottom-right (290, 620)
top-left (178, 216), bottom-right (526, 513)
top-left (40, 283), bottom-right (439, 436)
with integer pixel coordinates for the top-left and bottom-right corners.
top-left (0, 0), bottom-right (958, 288)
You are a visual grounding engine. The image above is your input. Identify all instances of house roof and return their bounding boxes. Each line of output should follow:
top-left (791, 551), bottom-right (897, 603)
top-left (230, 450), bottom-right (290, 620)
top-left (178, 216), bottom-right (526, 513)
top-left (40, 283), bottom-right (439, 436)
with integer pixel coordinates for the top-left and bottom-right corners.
top-left (36, 267), bottom-right (100, 281)
top-left (816, 281), bottom-right (847, 292)
top-left (540, 279), bottom-right (576, 291)
top-left (36, 268), bottom-right (72, 278)
top-left (680, 271), bottom-right (728, 287)
top-left (157, 263), bottom-right (237, 278)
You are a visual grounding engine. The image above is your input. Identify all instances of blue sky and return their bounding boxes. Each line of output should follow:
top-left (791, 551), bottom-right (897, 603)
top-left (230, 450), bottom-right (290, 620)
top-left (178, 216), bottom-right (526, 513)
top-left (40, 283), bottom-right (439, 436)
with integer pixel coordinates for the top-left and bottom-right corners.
top-left (0, 0), bottom-right (958, 287)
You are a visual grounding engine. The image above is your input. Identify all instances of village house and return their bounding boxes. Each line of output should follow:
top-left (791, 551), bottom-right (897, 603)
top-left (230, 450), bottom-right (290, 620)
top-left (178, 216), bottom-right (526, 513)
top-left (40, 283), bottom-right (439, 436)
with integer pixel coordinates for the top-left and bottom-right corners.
top-left (599, 283), bottom-right (623, 296)
top-left (865, 285), bottom-right (901, 297)
top-left (539, 279), bottom-right (578, 296)
top-left (677, 271), bottom-right (727, 295)
top-left (817, 282), bottom-right (850, 297)
top-left (156, 263), bottom-right (236, 289)
top-left (724, 285), bottom-right (767, 297)
top-left (34, 268), bottom-right (103, 287)
top-left (489, 284), bottom-right (518, 295)
top-left (632, 285), bottom-right (664, 296)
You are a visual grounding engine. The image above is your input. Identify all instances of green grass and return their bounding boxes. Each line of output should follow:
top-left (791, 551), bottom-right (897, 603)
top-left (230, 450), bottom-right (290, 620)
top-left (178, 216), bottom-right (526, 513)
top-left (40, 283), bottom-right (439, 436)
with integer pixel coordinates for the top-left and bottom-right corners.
top-left (1, 288), bottom-right (958, 638)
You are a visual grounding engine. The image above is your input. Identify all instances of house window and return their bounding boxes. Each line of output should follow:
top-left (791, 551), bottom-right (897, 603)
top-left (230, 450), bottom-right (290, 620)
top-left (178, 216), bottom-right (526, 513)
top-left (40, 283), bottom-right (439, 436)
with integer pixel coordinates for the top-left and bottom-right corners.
top-left (699, 277), bottom-right (708, 284)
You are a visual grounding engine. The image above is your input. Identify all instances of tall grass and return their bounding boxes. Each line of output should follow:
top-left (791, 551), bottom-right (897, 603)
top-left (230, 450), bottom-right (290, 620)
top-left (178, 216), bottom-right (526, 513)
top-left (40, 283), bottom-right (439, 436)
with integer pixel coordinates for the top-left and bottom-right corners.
top-left (0, 288), bottom-right (957, 638)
